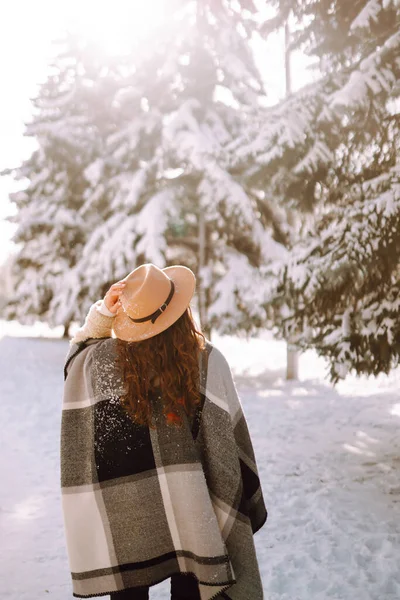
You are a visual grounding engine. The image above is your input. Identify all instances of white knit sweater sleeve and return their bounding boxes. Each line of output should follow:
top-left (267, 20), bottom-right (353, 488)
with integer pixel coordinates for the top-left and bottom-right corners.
top-left (70, 300), bottom-right (116, 345)
top-left (97, 299), bottom-right (116, 317)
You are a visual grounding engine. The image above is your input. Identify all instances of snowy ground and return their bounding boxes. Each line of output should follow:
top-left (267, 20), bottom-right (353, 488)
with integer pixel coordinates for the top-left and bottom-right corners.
top-left (1, 320), bottom-right (400, 599)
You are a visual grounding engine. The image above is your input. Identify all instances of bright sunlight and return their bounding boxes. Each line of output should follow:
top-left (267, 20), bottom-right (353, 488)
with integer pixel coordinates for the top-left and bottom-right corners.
top-left (68, 0), bottom-right (169, 55)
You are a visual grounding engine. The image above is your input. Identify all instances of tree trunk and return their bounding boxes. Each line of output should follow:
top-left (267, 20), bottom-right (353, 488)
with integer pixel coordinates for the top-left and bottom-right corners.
top-left (198, 212), bottom-right (206, 325)
top-left (286, 341), bottom-right (299, 380)
top-left (202, 324), bottom-right (212, 340)
top-left (284, 15), bottom-right (299, 381)
top-left (284, 21), bottom-right (292, 97)
top-left (62, 320), bottom-right (71, 339)
top-left (197, 210), bottom-right (211, 340)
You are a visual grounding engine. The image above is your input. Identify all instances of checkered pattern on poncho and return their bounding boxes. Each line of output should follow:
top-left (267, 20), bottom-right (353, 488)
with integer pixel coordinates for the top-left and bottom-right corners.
top-left (61, 337), bottom-right (267, 599)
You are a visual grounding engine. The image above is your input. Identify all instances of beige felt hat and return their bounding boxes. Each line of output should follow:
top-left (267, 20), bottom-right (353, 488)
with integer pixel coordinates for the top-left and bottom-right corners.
top-left (113, 263), bottom-right (196, 342)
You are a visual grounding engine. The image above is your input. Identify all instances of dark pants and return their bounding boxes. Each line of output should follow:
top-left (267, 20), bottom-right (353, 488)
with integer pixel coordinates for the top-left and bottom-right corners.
top-left (110, 573), bottom-right (202, 600)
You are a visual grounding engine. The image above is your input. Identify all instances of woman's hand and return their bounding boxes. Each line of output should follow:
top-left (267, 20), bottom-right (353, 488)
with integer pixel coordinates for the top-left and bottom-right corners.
top-left (103, 280), bottom-right (126, 314)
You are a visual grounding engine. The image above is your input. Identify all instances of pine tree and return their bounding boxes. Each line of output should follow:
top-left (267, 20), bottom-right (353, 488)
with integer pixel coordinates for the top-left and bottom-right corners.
top-left (249, 0), bottom-right (400, 379)
top-left (3, 33), bottom-right (121, 334)
top-left (67, 0), bottom-right (287, 336)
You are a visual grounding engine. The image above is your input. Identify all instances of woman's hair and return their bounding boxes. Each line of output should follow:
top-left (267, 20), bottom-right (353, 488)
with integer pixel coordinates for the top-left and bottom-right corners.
top-left (115, 306), bottom-right (205, 428)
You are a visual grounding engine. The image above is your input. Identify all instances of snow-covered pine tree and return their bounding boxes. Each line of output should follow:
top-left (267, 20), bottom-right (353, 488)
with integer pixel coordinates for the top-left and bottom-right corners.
top-left (2, 33), bottom-right (121, 334)
top-left (248, 0), bottom-right (400, 379)
top-left (68, 0), bottom-right (287, 336)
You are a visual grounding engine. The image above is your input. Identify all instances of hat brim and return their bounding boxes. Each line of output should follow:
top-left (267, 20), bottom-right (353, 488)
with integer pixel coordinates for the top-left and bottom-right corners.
top-left (112, 266), bottom-right (196, 342)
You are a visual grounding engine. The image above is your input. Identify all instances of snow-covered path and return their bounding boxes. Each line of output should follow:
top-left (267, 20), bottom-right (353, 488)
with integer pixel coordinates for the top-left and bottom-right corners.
top-left (1, 332), bottom-right (400, 599)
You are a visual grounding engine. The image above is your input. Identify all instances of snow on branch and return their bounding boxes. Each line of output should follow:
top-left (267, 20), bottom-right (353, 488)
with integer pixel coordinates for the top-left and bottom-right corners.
top-left (350, 0), bottom-right (384, 31)
top-left (329, 30), bottom-right (400, 111)
top-left (272, 161), bottom-right (400, 381)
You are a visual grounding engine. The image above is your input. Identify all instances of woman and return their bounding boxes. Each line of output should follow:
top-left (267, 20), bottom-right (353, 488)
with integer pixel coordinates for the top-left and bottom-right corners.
top-left (61, 263), bottom-right (267, 600)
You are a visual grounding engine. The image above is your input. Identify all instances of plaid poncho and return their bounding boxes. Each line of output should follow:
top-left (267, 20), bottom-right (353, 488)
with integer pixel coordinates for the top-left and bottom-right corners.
top-left (61, 337), bottom-right (267, 599)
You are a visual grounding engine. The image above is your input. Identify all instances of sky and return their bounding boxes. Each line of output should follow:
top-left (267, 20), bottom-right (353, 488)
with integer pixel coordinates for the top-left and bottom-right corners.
top-left (0, 0), bottom-right (314, 267)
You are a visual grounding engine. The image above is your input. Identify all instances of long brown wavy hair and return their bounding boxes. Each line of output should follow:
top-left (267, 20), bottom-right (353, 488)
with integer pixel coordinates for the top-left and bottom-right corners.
top-left (115, 306), bottom-right (206, 428)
